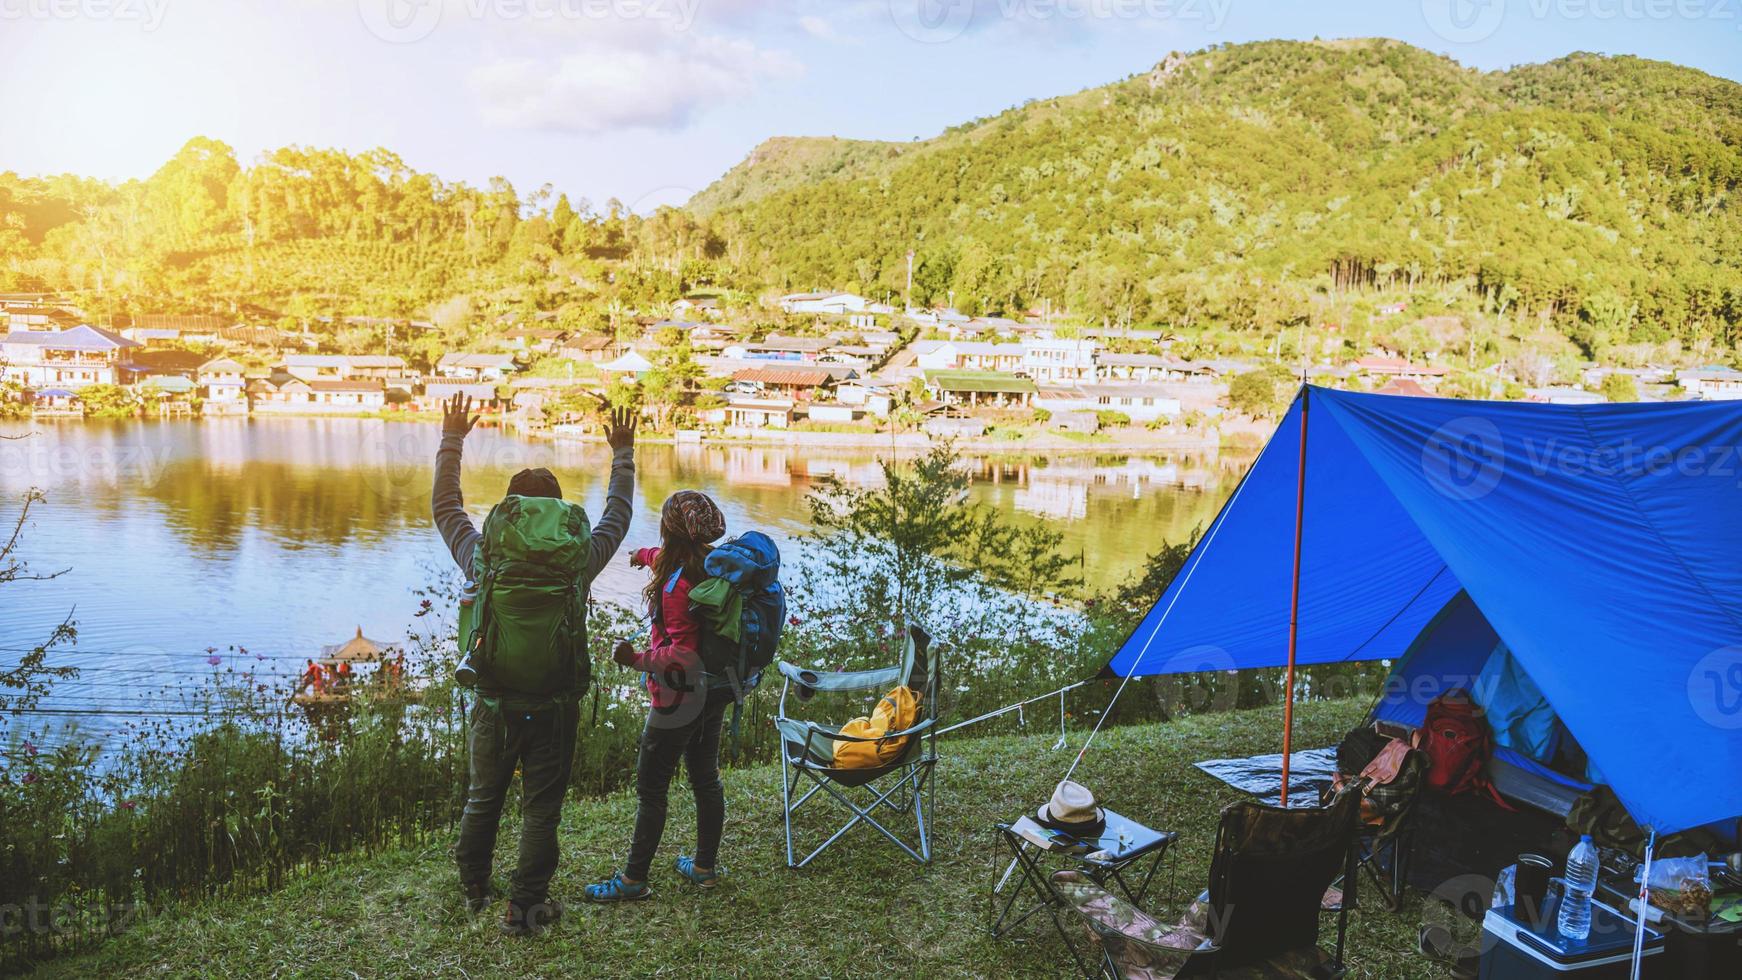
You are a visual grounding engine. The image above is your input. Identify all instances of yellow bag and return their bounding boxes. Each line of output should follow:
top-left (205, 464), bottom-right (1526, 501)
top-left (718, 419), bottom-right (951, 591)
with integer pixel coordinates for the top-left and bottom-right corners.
top-left (832, 686), bottom-right (920, 769)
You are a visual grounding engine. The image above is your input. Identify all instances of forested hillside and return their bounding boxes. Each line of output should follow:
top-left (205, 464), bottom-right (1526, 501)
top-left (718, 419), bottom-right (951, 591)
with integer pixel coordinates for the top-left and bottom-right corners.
top-left (3, 39), bottom-right (1739, 362)
top-left (704, 39), bottom-right (1742, 356)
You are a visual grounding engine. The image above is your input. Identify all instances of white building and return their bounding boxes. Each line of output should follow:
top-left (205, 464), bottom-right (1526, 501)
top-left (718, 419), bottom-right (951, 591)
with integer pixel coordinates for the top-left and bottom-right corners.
top-left (1678, 368), bottom-right (1742, 401)
top-left (1040, 383), bottom-right (1181, 423)
top-left (284, 354), bottom-right (413, 389)
top-left (780, 292), bottom-right (867, 316)
top-left (1021, 337), bottom-right (1100, 384)
top-left (0, 326), bottom-right (139, 388)
top-left (436, 352), bottom-right (518, 382)
top-left (197, 357), bottom-right (248, 406)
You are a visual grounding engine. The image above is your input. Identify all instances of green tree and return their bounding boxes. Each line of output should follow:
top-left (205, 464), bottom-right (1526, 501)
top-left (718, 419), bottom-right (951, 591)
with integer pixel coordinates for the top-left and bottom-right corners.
top-left (1600, 372), bottom-right (1639, 403)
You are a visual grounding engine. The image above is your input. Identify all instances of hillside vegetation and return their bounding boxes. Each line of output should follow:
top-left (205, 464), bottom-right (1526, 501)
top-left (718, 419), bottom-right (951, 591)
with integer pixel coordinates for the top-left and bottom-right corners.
top-left (2, 39), bottom-right (1739, 365)
top-left (704, 40), bottom-right (1742, 354)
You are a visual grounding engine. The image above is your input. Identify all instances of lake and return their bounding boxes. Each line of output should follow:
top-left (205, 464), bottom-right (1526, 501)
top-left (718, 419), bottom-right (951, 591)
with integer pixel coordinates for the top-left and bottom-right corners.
top-left (0, 418), bottom-right (1252, 749)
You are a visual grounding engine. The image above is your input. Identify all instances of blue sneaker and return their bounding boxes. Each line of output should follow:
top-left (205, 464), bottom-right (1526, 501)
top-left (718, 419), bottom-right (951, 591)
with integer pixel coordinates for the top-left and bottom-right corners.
top-left (584, 873), bottom-right (651, 903)
top-left (674, 855), bottom-right (726, 888)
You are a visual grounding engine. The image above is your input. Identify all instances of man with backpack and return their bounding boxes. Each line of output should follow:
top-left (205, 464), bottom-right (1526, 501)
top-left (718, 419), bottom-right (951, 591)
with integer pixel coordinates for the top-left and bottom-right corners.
top-left (432, 392), bottom-right (637, 935)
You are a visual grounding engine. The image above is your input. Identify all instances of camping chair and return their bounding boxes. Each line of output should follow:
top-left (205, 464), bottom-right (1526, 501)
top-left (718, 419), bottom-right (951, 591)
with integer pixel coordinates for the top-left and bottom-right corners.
top-left (1053, 788), bottom-right (1361, 979)
top-left (774, 625), bottom-right (939, 868)
top-left (1352, 771), bottom-right (1423, 913)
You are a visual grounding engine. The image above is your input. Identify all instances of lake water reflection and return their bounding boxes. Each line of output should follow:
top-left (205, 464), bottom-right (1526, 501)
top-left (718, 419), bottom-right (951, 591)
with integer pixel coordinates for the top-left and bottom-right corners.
top-left (0, 418), bottom-right (1253, 744)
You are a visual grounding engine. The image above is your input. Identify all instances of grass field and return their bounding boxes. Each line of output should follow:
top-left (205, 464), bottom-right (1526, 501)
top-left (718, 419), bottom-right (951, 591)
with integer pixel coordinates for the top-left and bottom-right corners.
top-left (28, 699), bottom-right (1456, 978)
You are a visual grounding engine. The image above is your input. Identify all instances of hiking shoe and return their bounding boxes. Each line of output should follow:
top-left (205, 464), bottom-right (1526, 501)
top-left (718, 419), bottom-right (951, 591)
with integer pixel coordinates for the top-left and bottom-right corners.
top-left (500, 898), bottom-right (564, 936)
top-left (674, 855), bottom-right (726, 888)
top-left (584, 873), bottom-right (652, 903)
top-left (461, 880), bottom-right (496, 915)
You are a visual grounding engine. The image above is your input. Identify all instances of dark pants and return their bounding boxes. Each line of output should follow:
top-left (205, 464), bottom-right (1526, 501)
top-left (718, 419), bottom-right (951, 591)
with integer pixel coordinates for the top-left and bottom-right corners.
top-left (625, 692), bottom-right (728, 881)
top-left (453, 699), bottom-right (579, 908)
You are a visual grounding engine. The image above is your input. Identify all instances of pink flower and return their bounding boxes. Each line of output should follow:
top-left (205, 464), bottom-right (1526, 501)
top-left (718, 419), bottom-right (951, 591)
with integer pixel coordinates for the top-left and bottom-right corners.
top-left (22, 771), bottom-right (39, 785)
top-left (206, 655), bottom-right (222, 666)
top-left (121, 800), bottom-right (136, 811)
top-left (22, 740), bottom-right (36, 757)
top-left (788, 615), bottom-right (802, 627)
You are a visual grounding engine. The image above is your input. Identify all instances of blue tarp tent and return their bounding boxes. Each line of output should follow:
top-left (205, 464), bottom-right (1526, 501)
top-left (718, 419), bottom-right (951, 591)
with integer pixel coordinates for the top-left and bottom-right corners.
top-left (1108, 385), bottom-right (1742, 834)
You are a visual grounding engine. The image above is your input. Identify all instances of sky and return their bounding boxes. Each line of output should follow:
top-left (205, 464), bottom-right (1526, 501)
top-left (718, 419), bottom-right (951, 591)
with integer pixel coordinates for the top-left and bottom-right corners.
top-left (1, 0), bottom-right (1738, 210)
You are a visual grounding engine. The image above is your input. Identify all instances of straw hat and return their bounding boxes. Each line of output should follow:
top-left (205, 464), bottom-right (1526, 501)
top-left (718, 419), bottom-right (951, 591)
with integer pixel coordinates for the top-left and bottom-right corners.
top-left (1036, 779), bottom-right (1106, 834)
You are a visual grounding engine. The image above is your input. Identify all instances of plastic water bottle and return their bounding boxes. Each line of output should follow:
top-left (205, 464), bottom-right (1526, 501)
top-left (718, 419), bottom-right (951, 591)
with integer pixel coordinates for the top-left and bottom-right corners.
top-left (1558, 834), bottom-right (1598, 941)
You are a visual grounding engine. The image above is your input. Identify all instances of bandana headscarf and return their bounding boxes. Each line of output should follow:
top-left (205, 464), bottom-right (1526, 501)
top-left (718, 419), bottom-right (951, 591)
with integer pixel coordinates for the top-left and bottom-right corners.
top-left (662, 490), bottom-right (725, 544)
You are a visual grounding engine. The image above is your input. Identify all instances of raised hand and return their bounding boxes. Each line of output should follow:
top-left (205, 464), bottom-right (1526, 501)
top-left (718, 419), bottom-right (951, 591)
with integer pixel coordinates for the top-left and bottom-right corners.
top-left (442, 393), bottom-right (480, 438)
top-left (599, 397), bottom-right (637, 451)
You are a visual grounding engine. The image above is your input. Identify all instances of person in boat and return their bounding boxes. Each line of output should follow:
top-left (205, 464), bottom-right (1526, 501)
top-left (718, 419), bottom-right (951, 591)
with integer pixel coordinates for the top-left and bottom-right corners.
top-left (298, 659), bottom-right (323, 695)
top-left (432, 392), bottom-right (637, 936)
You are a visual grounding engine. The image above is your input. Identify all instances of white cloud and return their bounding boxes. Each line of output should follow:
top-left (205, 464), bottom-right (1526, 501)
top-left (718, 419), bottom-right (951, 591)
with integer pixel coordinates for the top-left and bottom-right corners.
top-left (468, 33), bottom-right (803, 133)
top-left (798, 14), bottom-right (838, 39)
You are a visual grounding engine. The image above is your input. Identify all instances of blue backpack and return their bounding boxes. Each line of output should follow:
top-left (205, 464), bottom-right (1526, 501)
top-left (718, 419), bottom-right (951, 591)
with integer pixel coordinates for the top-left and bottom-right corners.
top-left (694, 531), bottom-right (785, 694)
top-left (656, 532), bottom-right (784, 746)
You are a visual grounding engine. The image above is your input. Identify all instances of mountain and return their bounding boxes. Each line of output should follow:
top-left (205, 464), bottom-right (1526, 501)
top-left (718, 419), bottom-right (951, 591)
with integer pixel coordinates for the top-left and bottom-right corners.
top-left (685, 136), bottom-right (913, 216)
top-left (695, 39), bottom-right (1742, 350)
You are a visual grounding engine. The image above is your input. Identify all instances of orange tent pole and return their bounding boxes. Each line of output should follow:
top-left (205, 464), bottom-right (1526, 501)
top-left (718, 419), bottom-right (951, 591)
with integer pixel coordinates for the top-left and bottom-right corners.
top-left (1280, 385), bottom-right (1309, 807)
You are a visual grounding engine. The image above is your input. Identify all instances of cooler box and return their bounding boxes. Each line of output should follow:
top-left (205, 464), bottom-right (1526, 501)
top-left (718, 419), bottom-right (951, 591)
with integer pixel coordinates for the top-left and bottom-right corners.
top-left (1480, 898), bottom-right (1665, 978)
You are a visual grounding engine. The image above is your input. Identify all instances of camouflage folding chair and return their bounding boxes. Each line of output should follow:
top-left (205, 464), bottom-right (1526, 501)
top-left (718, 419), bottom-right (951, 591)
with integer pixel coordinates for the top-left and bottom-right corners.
top-left (1053, 788), bottom-right (1361, 979)
top-left (774, 625), bottom-right (940, 868)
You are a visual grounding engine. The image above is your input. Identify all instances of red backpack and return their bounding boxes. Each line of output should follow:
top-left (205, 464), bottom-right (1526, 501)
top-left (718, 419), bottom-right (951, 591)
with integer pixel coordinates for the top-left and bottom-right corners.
top-left (1412, 689), bottom-right (1510, 807)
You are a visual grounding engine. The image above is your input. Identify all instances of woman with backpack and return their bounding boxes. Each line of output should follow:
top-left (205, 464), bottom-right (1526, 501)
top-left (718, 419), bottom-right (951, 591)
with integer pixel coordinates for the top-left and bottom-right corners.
top-left (586, 490), bottom-right (730, 902)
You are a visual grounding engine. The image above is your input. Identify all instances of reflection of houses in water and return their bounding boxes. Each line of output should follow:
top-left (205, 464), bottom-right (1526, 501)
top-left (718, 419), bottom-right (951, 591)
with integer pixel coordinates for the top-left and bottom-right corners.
top-left (721, 447), bottom-right (793, 487)
top-left (794, 458), bottom-right (887, 488)
top-left (1013, 479), bottom-right (1089, 520)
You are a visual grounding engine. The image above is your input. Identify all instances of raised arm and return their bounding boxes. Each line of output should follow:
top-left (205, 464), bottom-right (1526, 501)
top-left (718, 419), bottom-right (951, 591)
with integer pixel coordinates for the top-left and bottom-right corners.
top-left (583, 404), bottom-right (638, 583)
top-left (431, 393), bottom-right (483, 574)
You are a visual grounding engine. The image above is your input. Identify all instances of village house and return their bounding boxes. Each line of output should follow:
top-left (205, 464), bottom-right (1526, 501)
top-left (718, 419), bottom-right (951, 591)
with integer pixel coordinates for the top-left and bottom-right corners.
top-left (1040, 383), bottom-right (1182, 423)
top-left (671, 297), bottom-right (722, 319)
top-left (730, 366), bottom-right (838, 402)
top-left (121, 327), bottom-right (184, 344)
top-left (923, 370), bottom-right (1037, 409)
top-left (911, 340), bottom-right (1025, 373)
top-left (726, 335), bottom-right (836, 363)
top-left (284, 354), bottom-right (416, 391)
top-left (1021, 337), bottom-right (1100, 384)
top-left (556, 334), bottom-right (616, 362)
top-left (119, 348), bottom-right (207, 385)
top-left (0, 325), bottom-right (139, 388)
top-left (251, 378), bottom-right (387, 412)
top-left (498, 327), bottom-right (568, 354)
top-left (702, 397), bottom-right (796, 429)
top-left (435, 352), bottom-right (518, 383)
top-left (1351, 356), bottom-right (1447, 384)
top-left (197, 358), bottom-right (249, 410)
top-left (1677, 367), bottom-right (1742, 401)
top-left (780, 292), bottom-right (866, 316)
top-left (835, 379), bottom-right (895, 417)
top-left (4, 301), bottom-right (82, 333)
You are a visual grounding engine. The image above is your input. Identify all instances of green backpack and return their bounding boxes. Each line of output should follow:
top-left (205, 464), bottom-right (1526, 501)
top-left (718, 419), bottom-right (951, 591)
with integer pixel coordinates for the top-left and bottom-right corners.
top-left (464, 495), bottom-right (592, 708)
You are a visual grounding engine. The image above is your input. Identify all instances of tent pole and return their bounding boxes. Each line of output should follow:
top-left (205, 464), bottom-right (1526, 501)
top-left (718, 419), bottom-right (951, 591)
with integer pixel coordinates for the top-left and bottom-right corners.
top-left (1281, 385), bottom-right (1309, 807)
